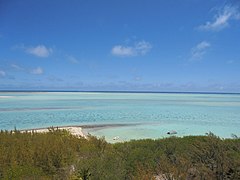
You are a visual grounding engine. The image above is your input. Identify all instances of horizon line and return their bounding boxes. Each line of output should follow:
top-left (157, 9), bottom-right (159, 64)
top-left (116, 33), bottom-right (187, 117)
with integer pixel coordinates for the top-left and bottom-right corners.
top-left (0, 90), bottom-right (240, 95)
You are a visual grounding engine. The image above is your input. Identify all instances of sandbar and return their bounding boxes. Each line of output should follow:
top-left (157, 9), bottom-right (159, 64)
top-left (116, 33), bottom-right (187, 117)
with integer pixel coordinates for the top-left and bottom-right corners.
top-left (0, 96), bottom-right (13, 99)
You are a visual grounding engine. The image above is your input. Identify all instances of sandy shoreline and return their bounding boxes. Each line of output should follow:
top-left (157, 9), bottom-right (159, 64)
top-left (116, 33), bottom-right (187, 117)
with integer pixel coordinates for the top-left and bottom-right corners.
top-left (19, 123), bottom-right (141, 139)
top-left (20, 126), bottom-right (87, 138)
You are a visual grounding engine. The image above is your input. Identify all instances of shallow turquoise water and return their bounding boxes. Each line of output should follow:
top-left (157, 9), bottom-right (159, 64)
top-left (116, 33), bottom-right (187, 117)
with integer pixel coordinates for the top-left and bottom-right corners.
top-left (0, 92), bottom-right (240, 141)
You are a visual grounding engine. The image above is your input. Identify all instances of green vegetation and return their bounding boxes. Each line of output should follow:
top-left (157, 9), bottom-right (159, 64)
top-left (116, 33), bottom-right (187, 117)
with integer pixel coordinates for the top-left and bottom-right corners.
top-left (0, 129), bottom-right (240, 180)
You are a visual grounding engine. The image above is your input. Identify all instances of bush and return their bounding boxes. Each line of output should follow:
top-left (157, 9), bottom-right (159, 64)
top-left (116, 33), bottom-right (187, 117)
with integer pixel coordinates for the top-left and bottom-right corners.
top-left (0, 130), bottom-right (240, 179)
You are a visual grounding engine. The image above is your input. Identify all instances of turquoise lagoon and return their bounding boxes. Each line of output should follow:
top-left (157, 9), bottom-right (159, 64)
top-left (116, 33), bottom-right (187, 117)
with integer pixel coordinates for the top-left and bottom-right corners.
top-left (0, 92), bottom-right (240, 142)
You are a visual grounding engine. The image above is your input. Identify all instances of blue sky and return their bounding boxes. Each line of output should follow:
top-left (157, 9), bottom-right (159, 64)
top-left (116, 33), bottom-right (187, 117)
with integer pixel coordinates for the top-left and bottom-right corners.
top-left (0, 0), bottom-right (240, 92)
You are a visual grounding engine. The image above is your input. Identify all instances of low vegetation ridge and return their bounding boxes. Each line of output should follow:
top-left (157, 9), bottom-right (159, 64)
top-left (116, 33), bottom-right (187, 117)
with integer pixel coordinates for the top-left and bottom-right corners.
top-left (0, 129), bottom-right (240, 179)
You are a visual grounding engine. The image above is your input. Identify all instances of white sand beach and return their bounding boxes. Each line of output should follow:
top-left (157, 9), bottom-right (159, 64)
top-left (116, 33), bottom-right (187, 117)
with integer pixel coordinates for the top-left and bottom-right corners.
top-left (20, 126), bottom-right (87, 138)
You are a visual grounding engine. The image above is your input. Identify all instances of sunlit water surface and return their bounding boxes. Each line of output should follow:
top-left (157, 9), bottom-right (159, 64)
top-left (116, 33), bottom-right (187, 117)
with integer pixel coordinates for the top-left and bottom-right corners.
top-left (0, 92), bottom-right (240, 142)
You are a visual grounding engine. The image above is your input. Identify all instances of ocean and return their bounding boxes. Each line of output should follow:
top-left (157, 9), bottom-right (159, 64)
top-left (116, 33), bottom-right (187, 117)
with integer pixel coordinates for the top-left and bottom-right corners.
top-left (0, 92), bottom-right (240, 142)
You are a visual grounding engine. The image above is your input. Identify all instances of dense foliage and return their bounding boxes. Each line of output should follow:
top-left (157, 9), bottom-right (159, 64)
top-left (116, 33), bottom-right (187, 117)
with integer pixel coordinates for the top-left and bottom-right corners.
top-left (0, 129), bottom-right (240, 180)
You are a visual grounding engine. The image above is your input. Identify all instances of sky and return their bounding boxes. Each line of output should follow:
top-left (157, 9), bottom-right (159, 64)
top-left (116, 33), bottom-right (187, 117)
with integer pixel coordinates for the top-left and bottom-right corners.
top-left (0, 0), bottom-right (240, 92)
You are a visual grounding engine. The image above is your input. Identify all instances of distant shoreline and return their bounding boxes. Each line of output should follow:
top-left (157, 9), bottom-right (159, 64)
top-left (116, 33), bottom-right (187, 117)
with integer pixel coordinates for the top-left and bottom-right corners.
top-left (0, 90), bottom-right (240, 95)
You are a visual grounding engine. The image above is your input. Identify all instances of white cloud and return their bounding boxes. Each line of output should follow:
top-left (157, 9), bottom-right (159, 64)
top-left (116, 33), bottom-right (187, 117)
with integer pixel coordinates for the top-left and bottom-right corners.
top-left (111, 40), bottom-right (152, 57)
top-left (25, 45), bottom-right (52, 57)
top-left (11, 64), bottom-right (45, 75)
top-left (30, 67), bottom-right (44, 75)
top-left (199, 5), bottom-right (240, 31)
top-left (191, 41), bottom-right (211, 60)
top-left (0, 70), bottom-right (6, 77)
top-left (134, 76), bottom-right (142, 81)
top-left (11, 64), bottom-right (24, 70)
top-left (112, 46), bottom-right (135, 57)
top-left (66, 55), bottom-right (79, 64)
top-left (135, 41), bottom-right (152, 55)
